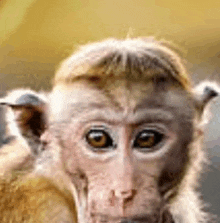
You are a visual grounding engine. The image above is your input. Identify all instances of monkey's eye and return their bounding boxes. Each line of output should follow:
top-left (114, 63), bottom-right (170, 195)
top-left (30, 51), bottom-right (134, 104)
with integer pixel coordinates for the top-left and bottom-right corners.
top-left (85, 129), bottom-right (114, 150)
top-left (133, 130), bottom-right (163, 151)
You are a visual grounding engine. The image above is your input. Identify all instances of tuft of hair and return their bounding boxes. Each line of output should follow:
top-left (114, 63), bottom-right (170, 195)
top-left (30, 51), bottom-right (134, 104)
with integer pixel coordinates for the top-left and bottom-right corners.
top-left (54, 37), bottom-right (191, 90)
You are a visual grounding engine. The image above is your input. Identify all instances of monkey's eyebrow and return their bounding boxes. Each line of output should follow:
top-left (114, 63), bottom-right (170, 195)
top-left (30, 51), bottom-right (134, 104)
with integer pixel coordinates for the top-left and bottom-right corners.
top-left (69, 102), bottom-right (115, 115)
top-left (130, 108), bottom-right (174, 125)
top-left (69, 102), bottom-right (122, 121)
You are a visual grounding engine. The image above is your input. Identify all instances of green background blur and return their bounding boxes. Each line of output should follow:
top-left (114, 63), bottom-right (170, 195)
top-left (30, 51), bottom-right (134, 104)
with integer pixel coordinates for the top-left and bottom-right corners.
top-left (0, 0), bottom-right (220, 219)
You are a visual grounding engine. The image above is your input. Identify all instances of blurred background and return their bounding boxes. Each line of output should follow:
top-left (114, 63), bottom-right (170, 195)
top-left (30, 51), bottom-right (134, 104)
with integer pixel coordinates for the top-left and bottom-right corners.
top-left (0, 0), bottom-right (219, 219)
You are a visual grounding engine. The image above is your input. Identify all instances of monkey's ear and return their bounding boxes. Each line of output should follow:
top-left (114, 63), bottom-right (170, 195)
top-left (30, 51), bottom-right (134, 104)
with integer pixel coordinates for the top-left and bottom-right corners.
top-left (193, 81), bottom-right (220, 111)
top-left (0, 89), bottom-right (48, 155)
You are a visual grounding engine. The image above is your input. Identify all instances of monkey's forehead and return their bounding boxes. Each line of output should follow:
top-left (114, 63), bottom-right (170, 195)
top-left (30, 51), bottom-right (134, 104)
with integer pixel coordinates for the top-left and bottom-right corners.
top-left (48, 82), bottom-right (193, 123)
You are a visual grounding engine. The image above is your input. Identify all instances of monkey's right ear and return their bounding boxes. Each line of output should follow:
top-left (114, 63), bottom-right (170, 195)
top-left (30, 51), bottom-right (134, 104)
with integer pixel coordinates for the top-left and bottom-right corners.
top-left (193, 81), bottom-right (220, 112)
top-left (0, 89), bottom-right (48, 155)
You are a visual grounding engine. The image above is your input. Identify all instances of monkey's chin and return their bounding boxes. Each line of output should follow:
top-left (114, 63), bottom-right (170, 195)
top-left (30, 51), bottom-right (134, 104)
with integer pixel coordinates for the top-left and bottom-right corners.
top-left (87, 214), bottom-right (163, 223)
top-left (86, 209), bottom-right (175, 223)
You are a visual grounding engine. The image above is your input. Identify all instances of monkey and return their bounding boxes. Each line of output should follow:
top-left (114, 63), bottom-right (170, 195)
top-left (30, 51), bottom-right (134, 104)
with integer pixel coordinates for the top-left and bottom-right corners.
top-left (0, 37), bottom-right (219, 223)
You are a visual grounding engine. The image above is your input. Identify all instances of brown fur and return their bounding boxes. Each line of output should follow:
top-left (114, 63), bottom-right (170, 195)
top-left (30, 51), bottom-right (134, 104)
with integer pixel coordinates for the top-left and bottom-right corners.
top-left (54, 38), bottom-right (191, 90)
top-left (0, 174), bottom-right (77, 223)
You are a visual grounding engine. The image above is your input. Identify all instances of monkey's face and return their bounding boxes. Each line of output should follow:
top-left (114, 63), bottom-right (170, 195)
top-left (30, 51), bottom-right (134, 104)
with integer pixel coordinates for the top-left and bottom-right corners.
top-left (49, 81), bottom-right (194, 223)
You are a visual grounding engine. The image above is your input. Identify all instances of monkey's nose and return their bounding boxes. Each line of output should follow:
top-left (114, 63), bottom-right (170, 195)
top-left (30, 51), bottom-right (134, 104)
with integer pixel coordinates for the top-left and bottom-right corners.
top-left (109, 189), bottom-right (136, 207)
top-left (115, 189), bottom-right (135, 200)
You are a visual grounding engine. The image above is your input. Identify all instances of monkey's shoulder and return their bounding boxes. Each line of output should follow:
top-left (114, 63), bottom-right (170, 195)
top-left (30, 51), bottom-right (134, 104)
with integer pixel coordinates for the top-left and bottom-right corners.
top-left (0, 174), bottom-right (76, 223)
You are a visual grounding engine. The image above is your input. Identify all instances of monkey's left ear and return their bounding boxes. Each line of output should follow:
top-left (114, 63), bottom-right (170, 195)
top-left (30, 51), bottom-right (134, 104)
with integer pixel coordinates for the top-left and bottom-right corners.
top-left (193, 81), bottom-right (220, 112)
top-left (0, 89), bottom-right (48, 155)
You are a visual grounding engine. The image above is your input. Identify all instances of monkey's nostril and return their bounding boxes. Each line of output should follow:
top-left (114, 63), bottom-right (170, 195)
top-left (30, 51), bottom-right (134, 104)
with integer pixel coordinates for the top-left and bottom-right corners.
top-left (116, 189), bottom-right (136, 199)
top-left (121, 190), bottom-right (132, 197)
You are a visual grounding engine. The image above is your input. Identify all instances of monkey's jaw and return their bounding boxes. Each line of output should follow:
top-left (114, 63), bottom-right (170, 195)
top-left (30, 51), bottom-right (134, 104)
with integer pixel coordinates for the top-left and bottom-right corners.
top-left (84, 206), bottom-right (175, 223)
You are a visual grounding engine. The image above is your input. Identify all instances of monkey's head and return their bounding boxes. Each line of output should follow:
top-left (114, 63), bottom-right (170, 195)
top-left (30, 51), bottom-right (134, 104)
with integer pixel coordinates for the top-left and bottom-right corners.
top-left (2, 38), bottom-right (219, 223)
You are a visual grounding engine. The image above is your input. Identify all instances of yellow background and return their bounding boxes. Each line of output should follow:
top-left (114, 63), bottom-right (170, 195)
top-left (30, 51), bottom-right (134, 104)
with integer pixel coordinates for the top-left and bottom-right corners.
top-left (0, 0), bottom-right (220, 219)
top-left (0, 0), bottom-right (220, 90)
